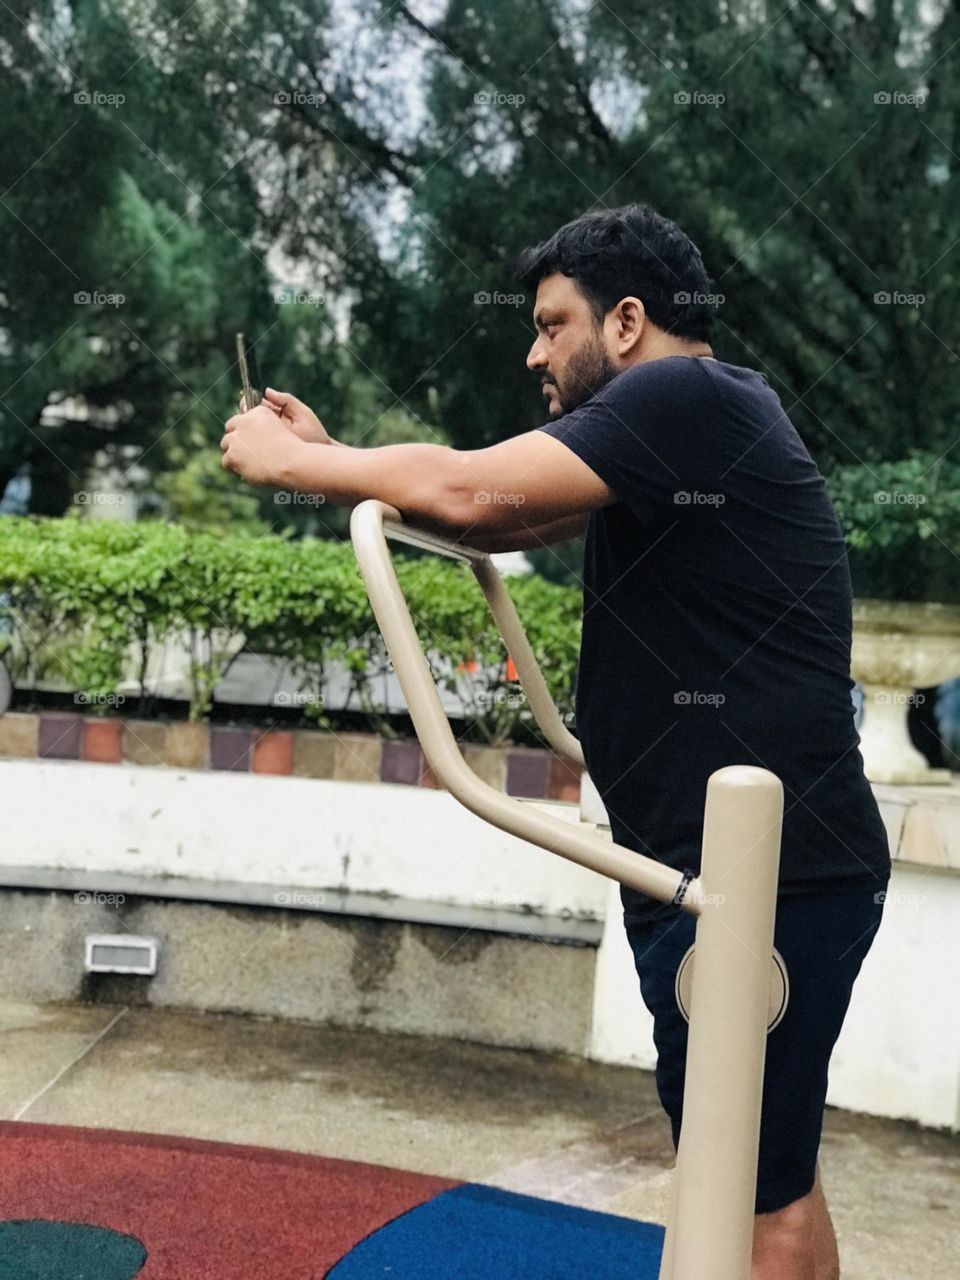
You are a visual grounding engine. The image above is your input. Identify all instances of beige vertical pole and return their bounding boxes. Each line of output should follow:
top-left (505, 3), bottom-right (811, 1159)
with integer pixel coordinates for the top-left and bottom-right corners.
top-left (662, 765), bottom-right (783, 1280)
top-left (657, 1148), bottom-right (682, 1280)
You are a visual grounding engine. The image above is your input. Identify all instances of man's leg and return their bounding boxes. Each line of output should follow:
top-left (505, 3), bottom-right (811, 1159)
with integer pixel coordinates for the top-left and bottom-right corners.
top-left (745, 887), bottom-right (884, 1278)
top-left (625, 890), bottom-right (884, 1279)
top-left (752, 1163), bottom-right (840, 1280)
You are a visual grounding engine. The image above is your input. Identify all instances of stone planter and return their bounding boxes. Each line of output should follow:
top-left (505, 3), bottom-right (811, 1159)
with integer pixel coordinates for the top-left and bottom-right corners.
top-left (851, 599), bottom-right (960, 784)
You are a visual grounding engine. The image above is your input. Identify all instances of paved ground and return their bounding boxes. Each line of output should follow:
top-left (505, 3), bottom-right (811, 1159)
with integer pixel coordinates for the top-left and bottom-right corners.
top-left (1, 997), bottom-right (956, 1278)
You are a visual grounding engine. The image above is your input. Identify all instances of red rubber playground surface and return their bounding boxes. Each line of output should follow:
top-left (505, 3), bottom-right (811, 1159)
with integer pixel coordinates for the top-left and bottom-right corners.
top-left (0, 1120), bottom-right (665, 1279)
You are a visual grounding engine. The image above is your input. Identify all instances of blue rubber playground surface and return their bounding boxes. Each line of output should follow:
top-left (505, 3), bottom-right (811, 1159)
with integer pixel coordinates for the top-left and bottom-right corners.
top-left (0, 1121), bottom-right (664, 1278)
top-left (328, 1182), bottom-right (665, 1279)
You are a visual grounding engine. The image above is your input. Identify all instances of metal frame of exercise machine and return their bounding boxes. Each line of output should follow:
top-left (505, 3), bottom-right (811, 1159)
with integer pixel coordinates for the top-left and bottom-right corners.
top-left (350, 499), bottom-right (786, 1280)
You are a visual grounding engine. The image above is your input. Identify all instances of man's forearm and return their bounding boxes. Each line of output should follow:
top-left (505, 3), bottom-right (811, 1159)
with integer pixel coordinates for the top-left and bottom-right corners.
top-left (255, 422), bottom-right (614, 532)
top-left (279, 440), bottom-right (588, 534)
top-left (279, 440), bottom-right (461, 523)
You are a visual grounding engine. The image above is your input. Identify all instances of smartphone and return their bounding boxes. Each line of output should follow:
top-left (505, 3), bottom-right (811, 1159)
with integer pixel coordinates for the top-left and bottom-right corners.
top-left (236, 332), bottom-right (262, 411)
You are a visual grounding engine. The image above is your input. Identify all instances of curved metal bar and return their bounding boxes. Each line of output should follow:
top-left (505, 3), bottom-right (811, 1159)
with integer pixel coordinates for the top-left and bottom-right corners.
top-left (378, 507), bottom-right (583, 766)
top-left (349, 499), bottom-right (688, 909)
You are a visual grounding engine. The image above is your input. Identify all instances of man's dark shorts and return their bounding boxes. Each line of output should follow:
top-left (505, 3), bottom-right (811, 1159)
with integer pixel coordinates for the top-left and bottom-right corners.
top-left (624, 885), bottom-right (887, 1215)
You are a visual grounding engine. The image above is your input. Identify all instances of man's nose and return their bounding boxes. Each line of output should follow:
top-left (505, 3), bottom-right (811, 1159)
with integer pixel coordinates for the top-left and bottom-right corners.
top-left (526, 337), bottom-right (547, 371)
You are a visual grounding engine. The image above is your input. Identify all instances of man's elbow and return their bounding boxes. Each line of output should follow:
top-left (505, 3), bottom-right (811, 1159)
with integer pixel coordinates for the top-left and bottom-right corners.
top-left (399, 452), bottom-right (516, 532)
top-left (413, 477), bottom-right (527, 534)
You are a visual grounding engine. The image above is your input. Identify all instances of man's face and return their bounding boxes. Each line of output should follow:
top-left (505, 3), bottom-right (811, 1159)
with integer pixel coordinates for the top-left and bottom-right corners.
top-left (525, 272), bottom-right (620, 417)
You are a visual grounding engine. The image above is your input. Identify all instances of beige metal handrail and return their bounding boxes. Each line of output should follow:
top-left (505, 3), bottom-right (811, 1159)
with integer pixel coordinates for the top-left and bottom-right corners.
top-left (350, 499), bottom-right (785, 1280)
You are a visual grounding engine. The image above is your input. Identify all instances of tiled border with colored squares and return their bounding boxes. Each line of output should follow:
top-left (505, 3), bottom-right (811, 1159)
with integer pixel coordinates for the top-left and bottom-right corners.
top-left (0, 712), bottom-right (582, 802)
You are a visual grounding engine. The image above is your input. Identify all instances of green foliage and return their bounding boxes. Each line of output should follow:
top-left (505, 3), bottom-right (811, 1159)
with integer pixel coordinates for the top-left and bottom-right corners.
top-left (350, 0), bottom-right (960, 463)
top-left (0, 515), bottom-right (580, 739)
top-left (0, 515), bottom-right (166, 706)
top-left (826, 454), bottom-right (960, 604)
top-left (1, 2), bottom-right (344, 518)
top-left (142, 432), bottom-right (269, 535)
top-left (9, 1), bottom-right (958, 525)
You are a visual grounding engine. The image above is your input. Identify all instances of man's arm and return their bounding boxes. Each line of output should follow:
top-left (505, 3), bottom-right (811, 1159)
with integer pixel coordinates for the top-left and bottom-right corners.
top-left (221, 406), bottom-right (616, 533)
top-left (277, 433), bottom-right (615, 532)
top-left (451, 512), bottom-right (589, 553)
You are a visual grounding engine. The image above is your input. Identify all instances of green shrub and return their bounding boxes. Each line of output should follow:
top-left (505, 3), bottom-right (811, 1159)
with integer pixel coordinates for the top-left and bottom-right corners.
top-left (826, 453), bottom-right (960, 605)
top-left (0, 515), bottom-right (580, 741)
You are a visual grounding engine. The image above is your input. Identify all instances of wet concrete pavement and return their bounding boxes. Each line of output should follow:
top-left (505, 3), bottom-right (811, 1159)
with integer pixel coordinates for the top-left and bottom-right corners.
top-left (1, 998), bottom-right (956, 1278)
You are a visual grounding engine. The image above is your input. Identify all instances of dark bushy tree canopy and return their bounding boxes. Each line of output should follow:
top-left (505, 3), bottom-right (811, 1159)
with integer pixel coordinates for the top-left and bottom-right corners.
top-left (2, 1), bottom-right (956, 524)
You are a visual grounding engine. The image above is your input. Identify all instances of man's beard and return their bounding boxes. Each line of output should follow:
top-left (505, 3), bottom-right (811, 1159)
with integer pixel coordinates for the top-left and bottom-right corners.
top-left (547, 329), bottom-right (619, 415)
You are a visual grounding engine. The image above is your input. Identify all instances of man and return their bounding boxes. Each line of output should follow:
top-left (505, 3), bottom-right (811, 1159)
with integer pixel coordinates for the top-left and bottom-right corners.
top-left (222, 203), bottom-right (891, 1279)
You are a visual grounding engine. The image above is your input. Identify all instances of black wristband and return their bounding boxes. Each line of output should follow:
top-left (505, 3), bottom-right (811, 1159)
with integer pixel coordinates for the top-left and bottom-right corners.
top-left (672, 868), bottom-right (696, 906)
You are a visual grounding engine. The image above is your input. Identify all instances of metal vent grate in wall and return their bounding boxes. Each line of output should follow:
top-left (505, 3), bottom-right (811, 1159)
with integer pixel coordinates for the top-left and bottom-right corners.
top-left (84, 934), bottom-right (159, 976)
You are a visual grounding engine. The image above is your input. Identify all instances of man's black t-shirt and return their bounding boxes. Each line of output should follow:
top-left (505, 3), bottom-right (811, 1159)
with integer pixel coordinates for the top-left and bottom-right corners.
top-left (538, 355), bottom-right (891, 924)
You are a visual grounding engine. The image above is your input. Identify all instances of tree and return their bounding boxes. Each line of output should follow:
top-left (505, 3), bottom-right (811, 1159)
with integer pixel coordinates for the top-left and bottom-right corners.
top-left (4, 1), bottom-right (955, 523)
top-left (360, 0), bottom-right (959, 463)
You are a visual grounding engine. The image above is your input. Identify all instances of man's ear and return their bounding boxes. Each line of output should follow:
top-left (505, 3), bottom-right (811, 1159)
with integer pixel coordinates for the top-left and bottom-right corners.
top-left (614, 296), bottom-right (645, 356)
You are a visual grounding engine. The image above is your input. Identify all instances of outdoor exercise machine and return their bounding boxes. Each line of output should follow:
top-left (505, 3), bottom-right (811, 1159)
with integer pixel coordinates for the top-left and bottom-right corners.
top-left (350, 498), bottom-right (788, 1280)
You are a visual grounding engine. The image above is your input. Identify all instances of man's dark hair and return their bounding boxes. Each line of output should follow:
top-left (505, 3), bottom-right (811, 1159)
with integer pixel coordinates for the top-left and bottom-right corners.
top-left (514, 204), bottom-right (716, 342)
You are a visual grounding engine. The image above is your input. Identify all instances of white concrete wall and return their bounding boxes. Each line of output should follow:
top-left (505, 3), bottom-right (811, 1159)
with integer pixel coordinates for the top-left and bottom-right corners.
top-left (0, 760), bottom-right (606, 939)
top-left (827, 864), bottom-right (960, 1130)
top-left (0, 757), bottom-right (956, 1129)
top-left (589, 877), bottom-right (657, 1069)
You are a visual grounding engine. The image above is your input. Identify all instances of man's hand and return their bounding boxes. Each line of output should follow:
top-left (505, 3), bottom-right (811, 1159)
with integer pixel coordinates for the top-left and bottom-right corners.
top-left (221, 402), bottom-right (306, 487)
top-left (263, 388), bottom-right (336, 445)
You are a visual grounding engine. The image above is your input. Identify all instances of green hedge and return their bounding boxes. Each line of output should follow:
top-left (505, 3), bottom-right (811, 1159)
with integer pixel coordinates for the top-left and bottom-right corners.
top-left (4, 458), bottom-right (951, 742)
top-left (0, 515), bottom-right (581, 743)
top-left (825, 452), bottom-right (960, 605)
